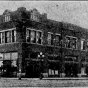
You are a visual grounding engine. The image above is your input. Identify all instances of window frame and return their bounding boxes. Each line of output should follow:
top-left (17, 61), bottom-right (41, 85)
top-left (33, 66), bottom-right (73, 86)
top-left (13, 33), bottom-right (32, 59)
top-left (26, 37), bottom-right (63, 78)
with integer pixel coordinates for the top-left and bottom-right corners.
top-left (0, 28), bottom-right (17, 45)
top-left (11, 30), bottom-right (16, 43)
top-left (47, 32), bottom-right (53, 45)
top-left (65, 35), bottom-right (77, 49)
top-left (55, 33), bottom-right (61, 46)
top-left (5, 31), bottom-right (10, 43)
top-left (26, 28), bottom-right (43, 45)
top-left (81, 39), bottom-right (86, 50)
top-left (4, 14), bottom-right (11, 22)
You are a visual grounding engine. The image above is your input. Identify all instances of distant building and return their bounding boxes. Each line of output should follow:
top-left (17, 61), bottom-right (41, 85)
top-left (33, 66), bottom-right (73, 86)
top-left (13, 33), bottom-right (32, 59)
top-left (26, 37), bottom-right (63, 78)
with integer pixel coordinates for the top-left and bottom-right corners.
top-left (0, 7), bottom-right (88, 77)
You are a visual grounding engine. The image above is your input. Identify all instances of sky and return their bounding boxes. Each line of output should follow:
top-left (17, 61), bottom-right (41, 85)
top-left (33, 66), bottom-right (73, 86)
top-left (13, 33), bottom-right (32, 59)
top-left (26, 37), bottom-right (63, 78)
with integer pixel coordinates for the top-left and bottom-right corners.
top-left (0, 1), bottom-right (88, 29)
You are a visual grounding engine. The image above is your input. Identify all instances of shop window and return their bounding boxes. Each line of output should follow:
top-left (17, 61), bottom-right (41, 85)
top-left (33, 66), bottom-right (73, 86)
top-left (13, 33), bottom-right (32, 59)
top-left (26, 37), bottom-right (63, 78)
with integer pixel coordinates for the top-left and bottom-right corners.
top-left (26, 29), bottom-right (31, 42)
top-left (31, 30), bottom-right (36, 43)
top-left (36, 31), bottom-right (42, 44)
top-left (12, 30), bottom-right (16, 42)
top-left (11, 52), bottom-right (18, 60)
top-left (47, 33), bottom-right (53, 45)
top-left (81, 39), bottom-right (86, 50)
top-left (4, 53), bottom-right (10, 60)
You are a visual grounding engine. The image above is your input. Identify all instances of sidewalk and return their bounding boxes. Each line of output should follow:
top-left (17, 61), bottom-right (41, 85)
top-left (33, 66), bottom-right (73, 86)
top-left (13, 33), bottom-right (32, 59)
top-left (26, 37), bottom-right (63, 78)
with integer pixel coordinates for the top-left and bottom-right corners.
top-left (1, 77), bottom-right (88, 80)
top-left (43, 77), bottom-right (88, 80)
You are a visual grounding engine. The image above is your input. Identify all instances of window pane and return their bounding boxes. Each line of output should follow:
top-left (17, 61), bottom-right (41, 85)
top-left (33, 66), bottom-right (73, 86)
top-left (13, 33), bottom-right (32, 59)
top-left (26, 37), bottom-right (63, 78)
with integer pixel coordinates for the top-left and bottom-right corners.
top-left (11, 52), bottom-right (18, 60)
top-left (0, 53), bottom-right (3, 60)
top-left (2, 32), bottom-right (5, 43)
top-left (5, 31), bottom-right (10, 43)
top-left (55, 35), bottom-right (60, 46)
top-left (81, 40), bottom-right (85, 50)
top-left (12, 30), bottom-right (16, 42)
top-left (31, 30), bottom-right (36, 43)
top-left (48, 33), bottom-right (53, 45)
top-left (26, 30), bottom-right (31, 42)
top-left (65, 37), bottom-right (70, 48)
top-left (4, 53), bottom-right (10, 60)
top-left (71, 38), bottom-right (77, 49)
top-left (36, 31), bottom-right (42, 44)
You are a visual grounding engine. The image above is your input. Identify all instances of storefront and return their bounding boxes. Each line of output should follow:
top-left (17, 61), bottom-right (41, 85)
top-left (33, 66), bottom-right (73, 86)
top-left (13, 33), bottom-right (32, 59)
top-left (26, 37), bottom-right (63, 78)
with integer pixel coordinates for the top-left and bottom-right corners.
top-left (0, 52), bottom-right (18, 77)
top-left (64, 56), bottom-right (78, 77)
top-left (48, 55), bottom-right (61, 77)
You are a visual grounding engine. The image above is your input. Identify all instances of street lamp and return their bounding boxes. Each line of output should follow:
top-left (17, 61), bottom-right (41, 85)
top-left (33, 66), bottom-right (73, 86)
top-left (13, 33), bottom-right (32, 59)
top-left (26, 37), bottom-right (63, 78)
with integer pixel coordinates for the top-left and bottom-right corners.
top-left (18, 68), bottom-right (21, 80)
top-left (38, 52), bottom-right (44, 79)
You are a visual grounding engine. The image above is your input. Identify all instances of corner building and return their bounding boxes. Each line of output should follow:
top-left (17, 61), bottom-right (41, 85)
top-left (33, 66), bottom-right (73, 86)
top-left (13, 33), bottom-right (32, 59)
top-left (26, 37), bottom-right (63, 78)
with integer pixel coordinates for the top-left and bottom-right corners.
top-left (0, 7), bottom-right (88, 77)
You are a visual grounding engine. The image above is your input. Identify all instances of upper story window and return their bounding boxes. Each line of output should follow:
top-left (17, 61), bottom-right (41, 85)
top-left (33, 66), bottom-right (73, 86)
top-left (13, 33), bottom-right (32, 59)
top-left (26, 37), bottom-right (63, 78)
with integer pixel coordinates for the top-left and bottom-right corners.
top-left (47, 32), bottom-right (53, 45)
top-left (65, 36), bottom-right (71, 48)
top-left (0, 29), bottom-right (17, 44)
top-left (55, 34), bottom-right (61, 46)
top-left (36, 31), bottom-right (42, 44)
top-left (26, 30), bottom-right (31, 42)
top-left (31, 30), bottom-right (36, 43)
top-left (65, 36), bottom-right (77, 49)
top-left (30, 9), bottom-right (40, 22)
top-left (71, 38), bottom-right (77, 49)
top-left (26, 29), bottom-right (42, 44)
top-left (5, 31), bottom-right (11, 43)
top-left (12, 30), bottom-right (16, 42)
top-left (81, 39), bottom-right (86, 50)
top-left (4, 14), bottom-right (10, 22)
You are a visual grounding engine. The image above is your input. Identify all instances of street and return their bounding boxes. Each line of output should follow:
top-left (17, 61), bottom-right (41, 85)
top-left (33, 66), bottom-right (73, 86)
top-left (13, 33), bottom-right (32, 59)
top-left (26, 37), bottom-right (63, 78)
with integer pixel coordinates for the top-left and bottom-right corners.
top-left (0, 78), bottom-right (88, 87)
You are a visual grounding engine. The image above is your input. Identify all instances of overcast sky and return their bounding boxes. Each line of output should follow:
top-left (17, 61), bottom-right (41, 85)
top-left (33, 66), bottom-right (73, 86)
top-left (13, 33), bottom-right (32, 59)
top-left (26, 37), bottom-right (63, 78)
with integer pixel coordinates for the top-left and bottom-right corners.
top-left (0, 1), bottom-right (88, 29)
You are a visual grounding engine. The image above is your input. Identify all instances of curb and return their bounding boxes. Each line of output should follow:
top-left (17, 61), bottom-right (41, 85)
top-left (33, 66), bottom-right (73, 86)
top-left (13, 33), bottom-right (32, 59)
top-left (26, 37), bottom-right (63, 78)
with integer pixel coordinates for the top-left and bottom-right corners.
top-left (1, 77), bottom-right (88, 80)
top-left (42, 77), bottom-right (88, 80)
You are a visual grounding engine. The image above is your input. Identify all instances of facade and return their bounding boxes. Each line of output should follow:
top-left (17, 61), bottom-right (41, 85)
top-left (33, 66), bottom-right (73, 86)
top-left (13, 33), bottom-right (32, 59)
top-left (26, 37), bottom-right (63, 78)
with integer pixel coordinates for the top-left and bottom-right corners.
top-left (0, 7), bottom-right (88, 77)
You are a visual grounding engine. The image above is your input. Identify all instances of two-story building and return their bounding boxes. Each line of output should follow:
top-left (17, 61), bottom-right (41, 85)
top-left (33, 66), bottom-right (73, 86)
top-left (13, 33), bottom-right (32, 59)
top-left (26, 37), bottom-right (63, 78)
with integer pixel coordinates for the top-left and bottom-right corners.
top-left (0, 7), bottom-right (88, 77)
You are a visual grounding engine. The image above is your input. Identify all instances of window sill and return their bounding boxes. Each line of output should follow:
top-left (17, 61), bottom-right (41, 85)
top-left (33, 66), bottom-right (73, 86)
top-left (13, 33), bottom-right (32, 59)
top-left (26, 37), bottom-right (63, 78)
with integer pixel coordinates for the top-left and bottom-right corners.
top-left (26, 42), bottom-right (43, 46)
top-left (0, 42), bottom-right (18, 45)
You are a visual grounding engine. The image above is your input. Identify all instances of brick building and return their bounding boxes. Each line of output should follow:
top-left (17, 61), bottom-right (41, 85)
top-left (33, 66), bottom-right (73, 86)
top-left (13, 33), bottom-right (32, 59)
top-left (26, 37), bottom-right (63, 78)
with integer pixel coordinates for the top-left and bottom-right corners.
top-left (0, 7), bottom-right (88, 77)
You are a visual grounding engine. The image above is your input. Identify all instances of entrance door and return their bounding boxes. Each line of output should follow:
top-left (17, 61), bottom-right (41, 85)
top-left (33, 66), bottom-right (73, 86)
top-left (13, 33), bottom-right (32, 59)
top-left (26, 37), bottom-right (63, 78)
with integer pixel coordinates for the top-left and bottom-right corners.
top-left (25, 62), bottom-right (40, 78)
top-left (65, 63), bottom-right (78, 77)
